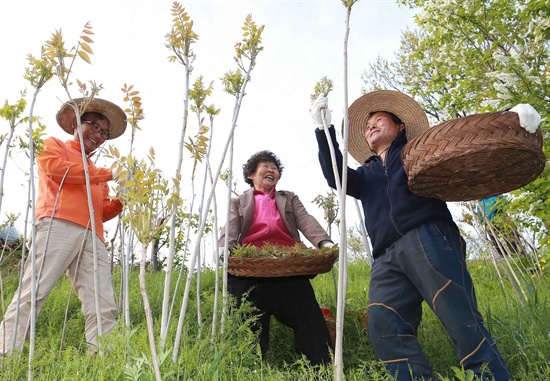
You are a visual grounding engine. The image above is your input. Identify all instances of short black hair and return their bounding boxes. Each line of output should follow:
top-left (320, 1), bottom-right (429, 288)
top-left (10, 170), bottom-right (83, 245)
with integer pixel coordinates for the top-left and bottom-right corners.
top-left (368, 111), bottom-right (403, 125)
top-left (242, 150), bottom-right (284, 187)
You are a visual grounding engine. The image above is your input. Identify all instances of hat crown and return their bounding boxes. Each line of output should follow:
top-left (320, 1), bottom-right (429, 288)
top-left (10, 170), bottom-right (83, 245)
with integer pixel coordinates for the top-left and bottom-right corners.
top-left (56, 97), bottom-right (127, 140)
top-left (346, 90), bottom-right (429, 163)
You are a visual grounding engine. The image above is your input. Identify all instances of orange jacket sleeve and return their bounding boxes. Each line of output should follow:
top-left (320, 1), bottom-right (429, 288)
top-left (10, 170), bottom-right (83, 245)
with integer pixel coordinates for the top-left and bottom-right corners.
top-left (37, 138), bottom-right (112, 184)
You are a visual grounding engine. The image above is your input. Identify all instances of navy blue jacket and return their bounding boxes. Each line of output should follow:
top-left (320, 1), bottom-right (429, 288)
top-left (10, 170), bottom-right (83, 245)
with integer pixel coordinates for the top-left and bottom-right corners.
top-left (316, 126), bottom-right (457, 258)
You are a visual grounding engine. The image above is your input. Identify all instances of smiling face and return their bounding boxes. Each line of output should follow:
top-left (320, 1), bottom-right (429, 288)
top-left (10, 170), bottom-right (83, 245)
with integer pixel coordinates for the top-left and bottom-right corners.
top-left (247, 161), bottom-right (280, 193)
top-left (365, 111), bottom-right (405, 156)
top-left (73, 112), bottom-right (110, 154)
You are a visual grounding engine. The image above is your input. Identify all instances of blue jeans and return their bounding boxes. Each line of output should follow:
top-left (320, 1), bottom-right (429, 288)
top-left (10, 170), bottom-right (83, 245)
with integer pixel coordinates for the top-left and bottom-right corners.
top-left (367, 221), bottom-right (510, 381)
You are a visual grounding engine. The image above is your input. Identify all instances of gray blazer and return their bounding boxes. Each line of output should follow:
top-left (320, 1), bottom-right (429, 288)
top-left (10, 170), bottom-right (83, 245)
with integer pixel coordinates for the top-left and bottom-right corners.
top-left (218, 188), bottom-right (331, 250)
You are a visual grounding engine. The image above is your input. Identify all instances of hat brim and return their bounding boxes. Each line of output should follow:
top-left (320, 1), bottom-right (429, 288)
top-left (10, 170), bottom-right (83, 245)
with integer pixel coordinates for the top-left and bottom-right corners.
top-left (346, 90), bottom-right (429, 163)
top-left (56, 97), bottom-right (127, 140)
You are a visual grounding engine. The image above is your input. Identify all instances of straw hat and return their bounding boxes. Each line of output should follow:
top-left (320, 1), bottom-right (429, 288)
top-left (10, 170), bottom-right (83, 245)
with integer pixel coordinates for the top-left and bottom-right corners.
top-left (56, 97), bottom-right (127, 140)
top-left (347, 90), bottom-right (429, 163)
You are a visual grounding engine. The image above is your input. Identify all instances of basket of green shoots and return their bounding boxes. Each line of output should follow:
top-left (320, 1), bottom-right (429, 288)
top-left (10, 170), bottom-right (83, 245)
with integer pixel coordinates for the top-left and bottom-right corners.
top-left (227, 243), bottom-right (338, 277)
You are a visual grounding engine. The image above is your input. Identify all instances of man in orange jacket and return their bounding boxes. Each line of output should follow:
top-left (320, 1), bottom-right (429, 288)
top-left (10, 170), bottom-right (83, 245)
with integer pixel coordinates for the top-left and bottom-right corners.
top-left (0, 97), bottom-right (127, 355)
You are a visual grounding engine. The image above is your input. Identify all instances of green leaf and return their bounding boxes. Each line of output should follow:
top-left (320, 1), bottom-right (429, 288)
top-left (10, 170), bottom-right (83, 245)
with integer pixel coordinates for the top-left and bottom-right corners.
top-left (77, 50), bottom-right (91, 64)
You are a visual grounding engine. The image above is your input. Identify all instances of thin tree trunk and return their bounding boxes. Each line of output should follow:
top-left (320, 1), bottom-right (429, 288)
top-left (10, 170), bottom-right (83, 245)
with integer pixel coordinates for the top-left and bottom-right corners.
top-left (124, 228), bottom-right (133, 327)
top-left (167, 195), bottom-right (195, 324)
top-left (5, 184), bottom-right (31, 354)
top-left (203, 143), bottom-right (222, 341)
top-left (172, 70), bottom-right (251, 362)
top-left (122, 104), bottom-right (137, 329)
top-left (210, 211), bottom-right (221, 341)
top-left (73, 113), bottom-right (104, 350)
top-left (171, 16), bottom-right (262, 361)
top-left (151, 236), bottom-right (160, 273)
top-left (140, 244), bottom-right (162, 381)
top-left (59, 237), bottom-right (88, 350)
top-left (117, 222), bottom-right (125, 316)
top-left (353, 198), bottom-right (372, 264)
top-left (334, 3), bottom-right (355, 380)
top-left (0, 127), bottom-right (16, 215)
top-left (196, 244), bottom-right (202, 333)
top-left (221, 137), bottom-right (234, 335)
top-left (109, 220), bottom-right (120, 273)
top-left (473, 201), bottom-right (527, 305)
top-left (194, 108), bottom-right (217, 336)
top-left (25, 90), bottom-right (40, 380)
top-left (161, 68), bottom-right (191, 349)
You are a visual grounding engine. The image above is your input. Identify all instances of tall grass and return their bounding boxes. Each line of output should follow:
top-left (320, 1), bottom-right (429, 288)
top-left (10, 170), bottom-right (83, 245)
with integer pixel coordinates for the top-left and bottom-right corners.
top-left (1, 258), bottom-right (550, 380)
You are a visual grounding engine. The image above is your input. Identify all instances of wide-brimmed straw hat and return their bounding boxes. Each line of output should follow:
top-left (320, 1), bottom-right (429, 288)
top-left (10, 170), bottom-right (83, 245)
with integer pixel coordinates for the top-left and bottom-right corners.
top-left (347, 90), bottom-right (430, 163)
top-left (56, 97), bottom-right (127, 140)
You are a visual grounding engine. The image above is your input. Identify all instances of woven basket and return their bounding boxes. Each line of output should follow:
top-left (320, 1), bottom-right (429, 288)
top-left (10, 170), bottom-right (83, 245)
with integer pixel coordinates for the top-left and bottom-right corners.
top-left (227, 252), bottom-right (338, 278)
top-left (402, 111), bottom-right (545, 201)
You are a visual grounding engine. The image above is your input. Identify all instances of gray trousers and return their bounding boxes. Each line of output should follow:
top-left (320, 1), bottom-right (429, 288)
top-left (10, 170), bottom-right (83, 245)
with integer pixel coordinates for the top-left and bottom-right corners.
top-left (0, 218), bottom-right (117, 355)
top-left (368, 221), bottom-right (510, 381)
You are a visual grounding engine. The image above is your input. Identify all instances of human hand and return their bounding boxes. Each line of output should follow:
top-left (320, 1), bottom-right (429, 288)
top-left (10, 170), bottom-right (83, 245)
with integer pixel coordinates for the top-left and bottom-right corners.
top-left (319, 240), bottom-right (336, 248)
top-left (218, 247), bottom-right (231, 261)
top-left (311, 96), bottom-right (331, 130)
top-left (112, 168), bottom-right (129, 183)
top-left (112, 169), bottom-right (131, 195)
top-left (118, 182), bottom-right (130, 196)
top-left (510, 104), bottom-right (541, 133)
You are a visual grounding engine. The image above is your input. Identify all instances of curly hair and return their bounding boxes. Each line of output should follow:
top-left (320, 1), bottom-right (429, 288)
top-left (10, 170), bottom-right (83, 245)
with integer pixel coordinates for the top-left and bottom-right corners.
top-left (242, 150), bottom-right (284, 187)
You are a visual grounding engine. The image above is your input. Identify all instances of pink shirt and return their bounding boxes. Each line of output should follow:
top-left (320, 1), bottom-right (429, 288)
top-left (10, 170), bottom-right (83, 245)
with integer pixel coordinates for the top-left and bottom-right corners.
top-left (242, 189), bottom-right (295, 248)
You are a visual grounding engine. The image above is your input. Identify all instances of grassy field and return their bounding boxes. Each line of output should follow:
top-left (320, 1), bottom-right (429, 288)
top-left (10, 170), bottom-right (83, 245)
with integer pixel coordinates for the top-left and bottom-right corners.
top-left (0, 257), bottom-right (549, 380)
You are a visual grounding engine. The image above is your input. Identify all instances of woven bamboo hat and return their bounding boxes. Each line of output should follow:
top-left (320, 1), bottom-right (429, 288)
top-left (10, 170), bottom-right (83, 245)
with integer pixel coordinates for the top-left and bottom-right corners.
top-left (56, 97), bottom-right (127, 140)
top-left (347, 90), bottom-right (430, 163)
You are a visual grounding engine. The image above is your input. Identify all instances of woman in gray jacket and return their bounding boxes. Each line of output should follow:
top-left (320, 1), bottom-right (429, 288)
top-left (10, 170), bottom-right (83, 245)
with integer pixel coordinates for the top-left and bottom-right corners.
top-left (219, 150), bottom-right (334, 366)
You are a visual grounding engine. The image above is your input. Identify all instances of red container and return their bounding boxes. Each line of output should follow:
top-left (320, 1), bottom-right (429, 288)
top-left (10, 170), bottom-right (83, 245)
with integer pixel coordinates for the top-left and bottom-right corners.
top-left (320, 307), bottom-right (368, 344)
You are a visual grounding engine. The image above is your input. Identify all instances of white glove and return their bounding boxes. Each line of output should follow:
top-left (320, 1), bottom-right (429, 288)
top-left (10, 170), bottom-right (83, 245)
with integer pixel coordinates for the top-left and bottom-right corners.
top-left (218, 247), bottom-right (228, 259)
top-left (311, 96), bottom-right (331, 130)
top-left (510, 104), bottom-right (541, 133)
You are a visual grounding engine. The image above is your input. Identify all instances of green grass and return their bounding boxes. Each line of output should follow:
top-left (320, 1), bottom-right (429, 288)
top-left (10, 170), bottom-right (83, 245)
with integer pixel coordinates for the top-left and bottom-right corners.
top-left (0, 259), bottom-right (549, 380)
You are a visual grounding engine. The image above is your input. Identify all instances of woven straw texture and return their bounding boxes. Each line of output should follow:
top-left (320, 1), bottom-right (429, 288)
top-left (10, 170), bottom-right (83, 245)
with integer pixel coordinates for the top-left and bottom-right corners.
top-left (402, 111), bottom-right (545, 202)
top-left (56, 97), bottom-right (127, 139)
top-left (347, 90), bottom-right (429, 162)
top-left (228, 252), bottom-right (338, 278)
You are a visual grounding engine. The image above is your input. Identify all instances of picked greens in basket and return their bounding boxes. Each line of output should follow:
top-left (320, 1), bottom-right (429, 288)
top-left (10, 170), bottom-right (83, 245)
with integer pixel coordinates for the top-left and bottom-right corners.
top-left (231, 243), bottom-right (339, 259)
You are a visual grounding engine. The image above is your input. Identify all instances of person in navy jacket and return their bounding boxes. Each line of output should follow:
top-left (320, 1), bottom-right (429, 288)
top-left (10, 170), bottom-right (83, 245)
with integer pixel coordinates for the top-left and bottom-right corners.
top-left (309, 90), bottom-right (531, 381)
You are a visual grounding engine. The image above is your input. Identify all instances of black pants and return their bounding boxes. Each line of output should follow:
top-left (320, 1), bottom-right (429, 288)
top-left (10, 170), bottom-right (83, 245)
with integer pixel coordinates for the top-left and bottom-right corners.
top-left (228, 275), bottom-right (333, 366)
